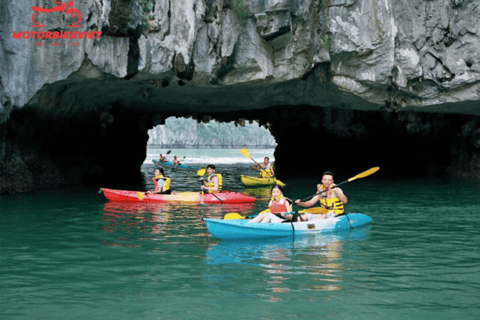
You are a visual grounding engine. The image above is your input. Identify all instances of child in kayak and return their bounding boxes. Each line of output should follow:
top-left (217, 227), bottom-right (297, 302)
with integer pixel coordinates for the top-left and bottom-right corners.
top-left (249, 185), bottom-right (294, 223)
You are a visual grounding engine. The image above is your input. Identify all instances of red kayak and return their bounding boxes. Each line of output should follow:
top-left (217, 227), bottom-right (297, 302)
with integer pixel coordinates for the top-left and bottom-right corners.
top-left (100, 188), bottom-right (257, 204)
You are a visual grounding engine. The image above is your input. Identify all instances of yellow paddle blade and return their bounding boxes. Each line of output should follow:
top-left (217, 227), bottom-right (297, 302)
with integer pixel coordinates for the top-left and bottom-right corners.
top-left (240, 148), bottom-right (252, 159)
top-left (137, 192), bottom-right (144, 200)
top-left (274, 179), bottom-right (285, 187)
top-left (348, 167), bottom-right (380, 182)
top-left (298, 207), bottom-right (328, 214)
top-left (197, 168), bottom-right (206, 176)
top-left (224, 213), bottom-right (245, 220)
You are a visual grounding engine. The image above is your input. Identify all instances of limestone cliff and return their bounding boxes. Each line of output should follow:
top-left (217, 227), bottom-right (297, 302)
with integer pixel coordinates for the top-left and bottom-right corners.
top-left (0, 0), bottom-right (479, 193)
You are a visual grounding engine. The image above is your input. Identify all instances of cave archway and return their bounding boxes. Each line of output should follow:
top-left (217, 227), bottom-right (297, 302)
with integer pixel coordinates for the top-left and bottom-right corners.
top-left (1, 99), bottom-right (479, 194)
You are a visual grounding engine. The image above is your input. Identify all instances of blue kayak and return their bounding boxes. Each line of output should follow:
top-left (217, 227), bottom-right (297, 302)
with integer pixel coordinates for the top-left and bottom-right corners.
top-left (152, 159), bottom-right (196, 170)
top-left (203, 213), bottom-right (372, 240)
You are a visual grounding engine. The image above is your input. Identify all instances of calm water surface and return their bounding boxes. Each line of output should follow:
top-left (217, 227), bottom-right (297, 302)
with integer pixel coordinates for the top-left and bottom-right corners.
top-left (1, 153), bottom-right (479, 319)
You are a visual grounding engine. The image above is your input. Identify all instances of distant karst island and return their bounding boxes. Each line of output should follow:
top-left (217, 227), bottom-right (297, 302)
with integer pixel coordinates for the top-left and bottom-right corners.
top-left (147, 118), bottom-right (277, 149)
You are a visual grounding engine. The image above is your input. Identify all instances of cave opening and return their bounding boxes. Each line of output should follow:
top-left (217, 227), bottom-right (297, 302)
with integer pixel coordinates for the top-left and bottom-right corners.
top-left (146, 117), bottom-right (277, 150)
top-left (1, 101), bottom-right (479, 194)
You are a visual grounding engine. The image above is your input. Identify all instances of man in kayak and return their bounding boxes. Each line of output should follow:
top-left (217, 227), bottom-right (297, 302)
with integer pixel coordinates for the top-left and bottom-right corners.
top-left (201, 165), bottom-right (223, 193)
top-left (295, 171), bottom-right (347, 220)
top-left (253, 157), bottom-right (275, 178)
top-left (158, 153), bottom-right (168, 163)
top-left (173, 156), bottom-right (179, 167)
top-left (147, 168), bottom-right (173, 194)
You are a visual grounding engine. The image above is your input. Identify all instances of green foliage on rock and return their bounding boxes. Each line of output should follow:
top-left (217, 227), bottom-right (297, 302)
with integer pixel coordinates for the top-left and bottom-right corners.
top-left (140, 0), bottom-right (155, 30)
top-left (320, 34), bottom-right (333, 49)
top-left (225, 0), bottom-right (251, 25)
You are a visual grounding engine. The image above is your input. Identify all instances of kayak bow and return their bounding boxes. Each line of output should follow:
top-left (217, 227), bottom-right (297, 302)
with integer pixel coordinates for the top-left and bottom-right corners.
top-left (240, 175), bottom-right (285, 187)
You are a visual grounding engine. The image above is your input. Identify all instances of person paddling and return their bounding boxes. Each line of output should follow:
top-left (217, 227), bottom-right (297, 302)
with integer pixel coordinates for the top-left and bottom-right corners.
top-left (173, 156), bottom-right (179, 167)
top-left (295, 171), bottom-right (347, 220)
top-left (201, 164), bottom-right (223, 193)
top-left (249, 185), bottom-right (295, 223)
top-left (253, 157), bottom-right (275, 178)
top-left (158, 153), bottom-right (168, 163)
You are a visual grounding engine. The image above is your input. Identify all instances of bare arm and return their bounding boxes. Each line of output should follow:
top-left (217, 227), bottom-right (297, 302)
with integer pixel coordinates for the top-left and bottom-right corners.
top-left (202, 176), bottom-right (219, 192)
top-left (333, 187), bottom-right (347, 203)
top-left (295, 195), bottom-right (320, 207)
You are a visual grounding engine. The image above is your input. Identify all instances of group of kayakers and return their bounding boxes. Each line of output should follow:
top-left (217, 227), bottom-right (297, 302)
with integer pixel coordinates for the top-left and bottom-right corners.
top-left (149, 153), bottom-right (223, 196)
top-left (158, 153), bottom-right (181, 168)
top-left (151, 151), bottom-right (348, 223)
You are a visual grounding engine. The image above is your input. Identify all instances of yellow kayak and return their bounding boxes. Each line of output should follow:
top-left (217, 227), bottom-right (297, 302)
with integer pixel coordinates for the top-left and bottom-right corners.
top-left (240, 175), bottom-right (285, 187)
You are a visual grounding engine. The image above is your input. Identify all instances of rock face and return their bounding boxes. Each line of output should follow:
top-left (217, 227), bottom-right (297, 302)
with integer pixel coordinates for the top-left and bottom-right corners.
top-left (0, 0), bottom-right (479, 193)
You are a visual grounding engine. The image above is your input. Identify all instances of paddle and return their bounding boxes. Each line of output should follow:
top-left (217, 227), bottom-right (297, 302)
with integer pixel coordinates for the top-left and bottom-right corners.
top-left (197, 168), bottom-right (224, 204)
top-left (157, 150), bottom-right (171, 164)
top-left (224, 206), bottom-right (328, 221)
top-left (240, 148), bottom-right (262, 167)
top-left (224, 213), bottom-right (245, 220)
top-left (240, 148), bottom-right (285, 186)
top-left (301, 167), bottom-right (380, 202)
top-left (298, 207), bottom-right (328, 214)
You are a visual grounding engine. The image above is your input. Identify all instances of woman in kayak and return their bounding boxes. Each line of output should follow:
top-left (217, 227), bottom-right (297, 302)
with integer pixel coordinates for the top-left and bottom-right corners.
top-left (147, 168), bottom-right (173, 194)
top-left (253, 157), bottom-right (275, 178)
top-left (249, 185), bottom-right (295, 223)
top-left (295, 171), bottom-right (347, 220)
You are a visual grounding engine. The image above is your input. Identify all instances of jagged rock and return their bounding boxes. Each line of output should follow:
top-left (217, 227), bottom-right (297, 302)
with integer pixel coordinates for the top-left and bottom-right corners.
top-left (0, 0), bottom-right (479, 193)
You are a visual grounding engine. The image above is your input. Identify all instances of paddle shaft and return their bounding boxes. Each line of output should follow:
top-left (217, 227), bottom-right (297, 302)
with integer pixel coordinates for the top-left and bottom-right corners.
top-left (245, 153), bottom-right (272, 177)
top-left (208, 191), bottom-right (223, 203)
top-left (300, 180), bottom-right (348, 202)
top-left (300, 167), bottom-right (379, 202)
top-left (199, 176), bottom-right (223, 203)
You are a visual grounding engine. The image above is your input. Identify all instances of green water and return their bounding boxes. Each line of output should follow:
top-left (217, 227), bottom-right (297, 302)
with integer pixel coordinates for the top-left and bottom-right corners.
top-left (1, 161), bottom-right (480, 320)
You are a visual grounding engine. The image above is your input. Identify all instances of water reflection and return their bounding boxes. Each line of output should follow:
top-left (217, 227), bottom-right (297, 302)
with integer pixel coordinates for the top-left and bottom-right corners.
top-left (100, 201), bottom-right (256, 247)
top-left (205, 227), bottom-right (371, 300)
top-left (241, 187), bottom-right (272, 200)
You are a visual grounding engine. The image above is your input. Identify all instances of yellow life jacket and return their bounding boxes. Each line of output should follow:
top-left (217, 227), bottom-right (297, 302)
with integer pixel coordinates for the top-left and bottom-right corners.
top-left (207, 174), bottom-right (223, 193)
top-left (153, 175), bottom-right (171, 192)
top-left (318, 185), bottom-right (344, 214)
top-left (259, 163), bottom-right (273, 178)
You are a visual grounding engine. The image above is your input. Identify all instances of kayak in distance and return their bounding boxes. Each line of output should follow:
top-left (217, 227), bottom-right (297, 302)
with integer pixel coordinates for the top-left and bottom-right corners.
top-left (100, 188), bottom-right (256, 204)
top-left (152, 159), bottom-right (197, 170)
top-left (203, 213), bottom-right (372, 240)
top-left (240, 175), bottom-right (285, 187)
